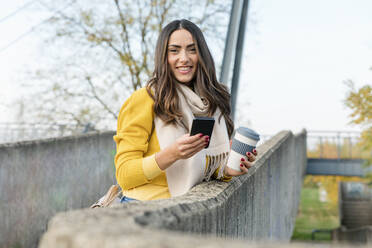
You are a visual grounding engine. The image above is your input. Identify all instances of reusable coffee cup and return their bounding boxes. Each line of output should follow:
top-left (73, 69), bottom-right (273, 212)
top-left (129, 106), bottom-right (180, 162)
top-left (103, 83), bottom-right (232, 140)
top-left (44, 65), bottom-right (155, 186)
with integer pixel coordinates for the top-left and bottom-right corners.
top-left (227, 127), bottom-right (260, 171)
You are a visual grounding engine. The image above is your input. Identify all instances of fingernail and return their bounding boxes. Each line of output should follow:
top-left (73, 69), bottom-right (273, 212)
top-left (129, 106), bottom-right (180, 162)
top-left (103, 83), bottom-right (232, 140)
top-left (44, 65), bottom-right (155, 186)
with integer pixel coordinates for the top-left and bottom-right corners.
top-left (240, 164), bottom-right (243, 167)
top-left (199, 134), bottom-right (204, 137)
top-left (241, 158), bottom-right (245, 161)
top-left (253, 149), bottom-right (257, 153)
top-left (247, 152), bottom-right (251, 156)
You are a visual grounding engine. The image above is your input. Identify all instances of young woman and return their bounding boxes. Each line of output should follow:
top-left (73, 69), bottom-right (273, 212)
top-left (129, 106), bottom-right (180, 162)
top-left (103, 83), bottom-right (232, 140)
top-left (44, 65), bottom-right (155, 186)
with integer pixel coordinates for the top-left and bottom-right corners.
top-left (114, 19), bottom-right (257, 201)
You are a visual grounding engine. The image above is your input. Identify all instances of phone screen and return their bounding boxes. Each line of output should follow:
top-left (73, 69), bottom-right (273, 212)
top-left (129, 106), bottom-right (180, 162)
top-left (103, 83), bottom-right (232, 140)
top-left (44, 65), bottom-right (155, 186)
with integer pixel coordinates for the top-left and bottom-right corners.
top-left (190, 117), bottom-right (215, 148)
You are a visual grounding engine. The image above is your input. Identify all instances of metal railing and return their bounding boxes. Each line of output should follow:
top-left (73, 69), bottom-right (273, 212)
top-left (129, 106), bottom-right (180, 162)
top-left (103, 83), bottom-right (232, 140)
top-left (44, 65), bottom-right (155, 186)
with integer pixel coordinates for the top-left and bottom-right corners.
top-left (307, 130), bottom-right (367, 159)
top-left (259, 130), bottom-right (368, 160)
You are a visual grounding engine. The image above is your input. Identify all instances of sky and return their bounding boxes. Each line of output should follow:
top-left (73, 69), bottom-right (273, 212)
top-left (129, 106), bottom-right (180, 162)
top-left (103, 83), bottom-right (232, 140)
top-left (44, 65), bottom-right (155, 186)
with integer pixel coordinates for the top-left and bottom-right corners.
top-left (0, 0), bottom-right (371, 137)
top-left (236, 0), bottom-right (372, 135)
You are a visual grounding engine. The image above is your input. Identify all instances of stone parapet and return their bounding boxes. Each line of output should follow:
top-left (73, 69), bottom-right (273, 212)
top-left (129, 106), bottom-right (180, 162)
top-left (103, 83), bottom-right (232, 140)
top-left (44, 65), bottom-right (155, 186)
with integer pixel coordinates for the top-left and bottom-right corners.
top-left (39, 130), bottom-right (307, 248)
top-left (0, 131), bottom-right (116, 248)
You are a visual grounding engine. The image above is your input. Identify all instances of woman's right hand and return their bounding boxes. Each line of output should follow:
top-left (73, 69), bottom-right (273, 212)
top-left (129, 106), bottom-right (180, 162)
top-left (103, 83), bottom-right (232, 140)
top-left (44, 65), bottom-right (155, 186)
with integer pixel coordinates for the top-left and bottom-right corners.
top-left (171, 133), bottom-right (209, 160)
top-left (155, 133), bottom-right (209, 170)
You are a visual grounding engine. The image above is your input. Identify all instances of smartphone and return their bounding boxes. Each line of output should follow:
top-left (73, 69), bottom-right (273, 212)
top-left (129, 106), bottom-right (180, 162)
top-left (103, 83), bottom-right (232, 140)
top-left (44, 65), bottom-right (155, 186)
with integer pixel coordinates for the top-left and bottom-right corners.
top-left (190, 117), bottom-right (215, 148)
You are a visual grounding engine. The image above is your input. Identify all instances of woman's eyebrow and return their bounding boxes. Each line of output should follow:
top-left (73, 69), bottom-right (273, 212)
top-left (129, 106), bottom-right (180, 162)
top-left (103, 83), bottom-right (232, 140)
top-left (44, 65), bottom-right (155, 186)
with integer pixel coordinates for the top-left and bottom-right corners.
top-left (168, 43), bottom-right (195, 48)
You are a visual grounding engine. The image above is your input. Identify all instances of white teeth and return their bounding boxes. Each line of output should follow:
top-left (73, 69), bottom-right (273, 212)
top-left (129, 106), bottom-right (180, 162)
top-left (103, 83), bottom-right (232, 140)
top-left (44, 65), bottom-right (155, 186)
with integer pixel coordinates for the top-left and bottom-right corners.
top-left (178, 66), bottom-right (191, 71)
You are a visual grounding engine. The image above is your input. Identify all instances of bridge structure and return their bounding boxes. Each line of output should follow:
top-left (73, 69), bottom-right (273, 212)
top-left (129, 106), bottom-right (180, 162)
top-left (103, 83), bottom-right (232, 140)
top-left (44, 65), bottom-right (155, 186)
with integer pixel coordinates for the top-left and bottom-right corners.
top-left (260, 130), bottom-right (370, 177)
top-left (0, 128), bottom-right (370, 247)
top-left (305, 130), bottom-right (371, 177)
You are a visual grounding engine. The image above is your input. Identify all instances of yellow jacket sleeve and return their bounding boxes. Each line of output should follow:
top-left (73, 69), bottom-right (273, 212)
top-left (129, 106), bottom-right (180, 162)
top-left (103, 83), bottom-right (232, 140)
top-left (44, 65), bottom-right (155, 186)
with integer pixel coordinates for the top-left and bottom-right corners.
top-left (114, 88), bottom-right (162, 190)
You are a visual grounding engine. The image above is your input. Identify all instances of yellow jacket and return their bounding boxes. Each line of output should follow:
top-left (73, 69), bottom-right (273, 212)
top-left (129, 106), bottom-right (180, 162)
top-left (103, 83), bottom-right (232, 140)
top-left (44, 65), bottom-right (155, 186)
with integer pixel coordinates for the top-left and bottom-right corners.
top-left (114, 88), bottom-right (231, 201)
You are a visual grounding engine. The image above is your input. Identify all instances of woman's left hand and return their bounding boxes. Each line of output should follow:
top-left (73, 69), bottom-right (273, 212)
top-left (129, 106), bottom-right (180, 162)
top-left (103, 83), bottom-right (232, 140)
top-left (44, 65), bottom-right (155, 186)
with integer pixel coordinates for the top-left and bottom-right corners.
top-left (224, 149), bottom-right (258, 177)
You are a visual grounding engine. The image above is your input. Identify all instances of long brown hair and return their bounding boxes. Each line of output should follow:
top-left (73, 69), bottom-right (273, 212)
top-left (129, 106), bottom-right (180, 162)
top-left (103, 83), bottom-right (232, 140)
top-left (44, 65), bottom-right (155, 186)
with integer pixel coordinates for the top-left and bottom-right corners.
top-left (146, 19), bottom-right (234, 138)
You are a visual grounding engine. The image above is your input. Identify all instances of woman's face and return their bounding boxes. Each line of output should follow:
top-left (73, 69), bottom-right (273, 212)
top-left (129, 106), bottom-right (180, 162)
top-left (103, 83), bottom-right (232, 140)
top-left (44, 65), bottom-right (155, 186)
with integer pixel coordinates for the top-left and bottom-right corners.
top-left (167, 29), bottom-right (198, 84)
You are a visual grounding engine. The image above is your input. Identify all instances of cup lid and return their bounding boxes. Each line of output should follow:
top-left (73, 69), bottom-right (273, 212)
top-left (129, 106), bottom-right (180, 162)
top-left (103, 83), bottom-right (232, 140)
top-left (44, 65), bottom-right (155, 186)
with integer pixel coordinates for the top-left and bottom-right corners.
top-left (236, 127), bottom-right (260, 141)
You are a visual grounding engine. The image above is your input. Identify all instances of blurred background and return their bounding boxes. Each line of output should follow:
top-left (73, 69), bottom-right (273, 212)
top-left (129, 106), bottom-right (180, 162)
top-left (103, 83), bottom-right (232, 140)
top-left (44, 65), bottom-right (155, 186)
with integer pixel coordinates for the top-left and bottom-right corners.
top-left (0, 0), bottom-right (371, 244)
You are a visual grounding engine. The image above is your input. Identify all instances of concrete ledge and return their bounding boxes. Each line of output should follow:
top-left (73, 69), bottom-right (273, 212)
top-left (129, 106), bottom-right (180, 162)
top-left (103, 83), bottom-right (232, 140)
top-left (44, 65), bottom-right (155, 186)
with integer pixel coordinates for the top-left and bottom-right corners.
top-left (0, 131), bottom-right (116, 248)
top-left (39, 130), bottom-right (307, 248)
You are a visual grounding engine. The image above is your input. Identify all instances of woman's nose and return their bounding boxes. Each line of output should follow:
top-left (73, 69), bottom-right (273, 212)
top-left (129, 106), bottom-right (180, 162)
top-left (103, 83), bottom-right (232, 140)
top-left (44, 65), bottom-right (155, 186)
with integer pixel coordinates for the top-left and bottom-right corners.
top-left (179, 50), bottom-right (189, 63)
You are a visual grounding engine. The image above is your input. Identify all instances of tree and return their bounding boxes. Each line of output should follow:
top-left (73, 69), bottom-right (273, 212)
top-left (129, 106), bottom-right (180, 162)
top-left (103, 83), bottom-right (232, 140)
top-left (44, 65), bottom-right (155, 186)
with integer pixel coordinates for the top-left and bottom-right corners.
top-left (344, 78), bottom-right (372, 164)
top-left (19, 0), bottom-right (231, 131)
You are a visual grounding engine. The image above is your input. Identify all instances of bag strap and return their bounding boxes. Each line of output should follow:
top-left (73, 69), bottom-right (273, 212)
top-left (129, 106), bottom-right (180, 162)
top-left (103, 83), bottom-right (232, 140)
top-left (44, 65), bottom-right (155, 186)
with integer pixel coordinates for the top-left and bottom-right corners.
top-left (90, 184), bottom-right (121, 208)
top-left (91, 120), bottom-right (154, 208)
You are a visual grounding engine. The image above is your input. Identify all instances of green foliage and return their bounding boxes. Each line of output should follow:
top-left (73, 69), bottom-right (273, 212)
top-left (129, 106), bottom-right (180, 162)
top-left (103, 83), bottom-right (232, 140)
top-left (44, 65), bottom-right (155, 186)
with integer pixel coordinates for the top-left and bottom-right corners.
top-left (293, 175), bottom-right (370, 241)
top-left (291, 186), bottom-right (338, 241)
top-left (344, 79), bottom-right (372, 165)
top-left (345, 81), bottom-right (372, 125)
top-left (303, 175), bottom-right (368, 210)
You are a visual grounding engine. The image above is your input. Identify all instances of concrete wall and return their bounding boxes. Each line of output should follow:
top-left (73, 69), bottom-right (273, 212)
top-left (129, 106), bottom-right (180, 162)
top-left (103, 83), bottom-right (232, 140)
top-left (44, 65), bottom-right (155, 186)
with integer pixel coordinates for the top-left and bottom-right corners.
top-left (332, 226), bottom-right (372, 244)
top-left (0, 131), bottom-right (116, 248)
top-left (38, 130), bottom-right (307, 248)
top-left (332, 182), bottom-right (372, 244)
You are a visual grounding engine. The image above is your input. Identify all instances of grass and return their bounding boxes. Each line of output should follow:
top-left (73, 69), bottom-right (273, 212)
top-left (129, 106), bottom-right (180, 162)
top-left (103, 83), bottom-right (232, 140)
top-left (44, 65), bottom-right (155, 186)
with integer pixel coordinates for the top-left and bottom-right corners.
top-left (291, 187), bottom-right (339, 241)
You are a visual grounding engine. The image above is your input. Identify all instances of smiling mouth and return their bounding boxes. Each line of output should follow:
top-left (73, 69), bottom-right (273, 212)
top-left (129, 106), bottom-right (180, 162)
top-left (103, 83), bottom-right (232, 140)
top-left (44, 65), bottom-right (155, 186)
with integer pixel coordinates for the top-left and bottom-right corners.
top-left (176, 66), bottom-right (192, 74)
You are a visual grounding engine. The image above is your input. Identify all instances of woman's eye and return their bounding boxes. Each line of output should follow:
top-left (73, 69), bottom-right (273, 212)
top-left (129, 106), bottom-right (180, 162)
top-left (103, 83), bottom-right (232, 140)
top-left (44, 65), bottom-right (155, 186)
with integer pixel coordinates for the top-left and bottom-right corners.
top-left (169, 49), bottom-right (178, 53)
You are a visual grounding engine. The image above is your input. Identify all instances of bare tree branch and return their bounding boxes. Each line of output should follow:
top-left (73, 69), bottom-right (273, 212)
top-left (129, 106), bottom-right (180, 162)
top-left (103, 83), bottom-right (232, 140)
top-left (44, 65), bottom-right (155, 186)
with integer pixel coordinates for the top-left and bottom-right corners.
top-left (86, 76), bottom-right (118, 119)
top-left (113, 0), bottom-right (138, 79)
top-left (22, 0), bottom-right (231, 129)
top-left (139, 0), bottom-right (154, 77)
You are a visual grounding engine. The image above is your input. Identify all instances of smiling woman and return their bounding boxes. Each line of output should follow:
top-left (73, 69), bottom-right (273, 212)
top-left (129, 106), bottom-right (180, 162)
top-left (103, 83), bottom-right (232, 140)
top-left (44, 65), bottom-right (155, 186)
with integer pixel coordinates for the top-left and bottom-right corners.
top-left (113, 19), bottom-right (258, 202)
top-left (167, 29), bottom-right (198, 84)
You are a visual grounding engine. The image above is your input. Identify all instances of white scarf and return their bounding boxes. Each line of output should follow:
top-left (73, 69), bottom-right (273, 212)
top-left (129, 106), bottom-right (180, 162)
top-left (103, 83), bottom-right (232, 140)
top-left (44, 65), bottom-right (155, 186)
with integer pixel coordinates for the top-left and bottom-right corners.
top-left (154, 83), bottom-right (230, 197)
